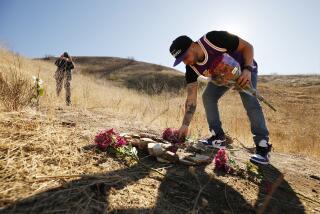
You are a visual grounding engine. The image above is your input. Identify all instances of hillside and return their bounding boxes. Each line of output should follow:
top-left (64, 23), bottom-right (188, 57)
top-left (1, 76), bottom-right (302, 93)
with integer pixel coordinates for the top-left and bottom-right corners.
top-left (41, 56), bottom-right (189, 94)
top-left (0, 49), bottom-right (320, 213)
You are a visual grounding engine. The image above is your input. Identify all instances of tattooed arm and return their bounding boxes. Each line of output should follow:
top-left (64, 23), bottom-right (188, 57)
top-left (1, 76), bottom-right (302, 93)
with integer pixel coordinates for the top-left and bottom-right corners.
top-left (178, 81), bottom-right (198, 139)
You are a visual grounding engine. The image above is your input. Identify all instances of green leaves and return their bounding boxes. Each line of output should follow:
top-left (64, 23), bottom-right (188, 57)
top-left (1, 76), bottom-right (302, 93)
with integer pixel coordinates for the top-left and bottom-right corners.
top-left (108, 143), bottom-right (138, 161)
top-left (38, 88), bottom-right (44, 96)
top-left (246, 161), bottom-right (259, 175)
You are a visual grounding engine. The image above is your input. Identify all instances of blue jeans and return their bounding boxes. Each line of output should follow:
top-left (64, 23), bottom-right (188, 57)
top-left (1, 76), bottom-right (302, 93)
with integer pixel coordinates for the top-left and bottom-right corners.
top-left (202, 71), bottom-right (269, 146)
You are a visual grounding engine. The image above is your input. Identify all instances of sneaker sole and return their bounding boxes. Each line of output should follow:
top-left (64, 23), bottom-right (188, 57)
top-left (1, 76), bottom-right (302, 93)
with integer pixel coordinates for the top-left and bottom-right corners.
top-left (198, 140), bottom-right (226, 149)
top-left (250, 158), bottom-right (269, 165)
top-left (211, 144), bottom-right (226, 149)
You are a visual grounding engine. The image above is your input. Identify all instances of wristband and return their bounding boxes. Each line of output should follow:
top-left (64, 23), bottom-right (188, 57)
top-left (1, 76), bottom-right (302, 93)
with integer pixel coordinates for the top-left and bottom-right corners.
top-left (243, 65), bottom-right (253, 72)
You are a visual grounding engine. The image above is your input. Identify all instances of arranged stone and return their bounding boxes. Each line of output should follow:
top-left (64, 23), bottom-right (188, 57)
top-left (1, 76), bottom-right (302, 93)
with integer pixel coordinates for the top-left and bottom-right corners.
top-left (148, 143), bottom-right (165, 156)
top-left (117, 132), bottom-right (212, 165)
top-left (185, 154), bottom-right (210, 164)
top-left (131, 134), bottom-right (141, 139)
top-left (139, 138), bottom-right (156, 150)
top-left (161, 143), bottom-right (173, 150)
top-left (160, 151), bottom-right (179, 163)
top-left (179, 158), bottom-right (196, 166)
top-left (140, 137), bottom-right (155, 143)
top-left (156, 157), bottom-right (171, 163)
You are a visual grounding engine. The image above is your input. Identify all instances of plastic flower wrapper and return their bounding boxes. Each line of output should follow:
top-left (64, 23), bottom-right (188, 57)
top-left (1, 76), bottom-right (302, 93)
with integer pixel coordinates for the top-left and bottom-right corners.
top-left (209, 53), bottom-right (276, 112)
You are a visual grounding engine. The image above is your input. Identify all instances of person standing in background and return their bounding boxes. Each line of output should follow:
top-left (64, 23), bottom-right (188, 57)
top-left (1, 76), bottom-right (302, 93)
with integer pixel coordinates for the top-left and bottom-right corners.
top-left (54, 52), bottom-right (75, 106)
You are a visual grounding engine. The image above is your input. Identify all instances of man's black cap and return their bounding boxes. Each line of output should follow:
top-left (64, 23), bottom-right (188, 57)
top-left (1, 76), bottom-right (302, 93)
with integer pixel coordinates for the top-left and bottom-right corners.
top-left (169, 35), bottom-right (193, 66)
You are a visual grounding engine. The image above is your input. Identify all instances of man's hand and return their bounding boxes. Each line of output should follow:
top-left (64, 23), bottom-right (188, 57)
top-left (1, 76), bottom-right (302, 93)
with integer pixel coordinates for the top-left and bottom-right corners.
top-left (237, 69), bottom-right (251, 87)
top-left (178, 125), bottom-right (188, 140)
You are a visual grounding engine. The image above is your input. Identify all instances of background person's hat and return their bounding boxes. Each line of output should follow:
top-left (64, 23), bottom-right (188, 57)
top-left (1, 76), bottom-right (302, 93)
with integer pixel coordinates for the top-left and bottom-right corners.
top-left (169, 35), bottom-right (193, 67)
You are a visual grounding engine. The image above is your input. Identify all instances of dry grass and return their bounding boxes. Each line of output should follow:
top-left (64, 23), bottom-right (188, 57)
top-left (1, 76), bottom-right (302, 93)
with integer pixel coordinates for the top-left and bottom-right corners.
top-left (0, 54), bottom-right (34, 111)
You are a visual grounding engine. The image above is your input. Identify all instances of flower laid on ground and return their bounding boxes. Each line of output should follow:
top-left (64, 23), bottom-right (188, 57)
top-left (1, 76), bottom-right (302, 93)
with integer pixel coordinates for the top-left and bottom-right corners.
top-left (95, 128), bottom-right (127, 150)
top-left (162, 128), bottom-right (186, 153)
top-left (162, 128), bottom-right (185, 144)
top-left (214, 149), bottom-right (231, 173)
top-left (94, 128), bottom-right (137, 159)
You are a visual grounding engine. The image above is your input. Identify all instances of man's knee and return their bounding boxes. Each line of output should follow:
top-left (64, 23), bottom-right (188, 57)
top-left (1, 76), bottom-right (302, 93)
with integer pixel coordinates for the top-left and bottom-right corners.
top-left (202, 91), bottom-right (215, 107)
top-left (56, 80), bottom-right (63, 89)
top-left (202, 89), bottom-right (210, 101)
top-left (246, 100), bottom-right (262, 113)
top-left (202, 91), bottom-right (221, 107)
top-left (240, 93), bottom-right (262, 111)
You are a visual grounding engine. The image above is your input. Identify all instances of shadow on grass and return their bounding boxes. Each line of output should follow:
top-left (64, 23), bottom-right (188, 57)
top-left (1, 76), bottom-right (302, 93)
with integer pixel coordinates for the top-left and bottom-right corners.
top-left (0, 149), bottom-right (305, 214)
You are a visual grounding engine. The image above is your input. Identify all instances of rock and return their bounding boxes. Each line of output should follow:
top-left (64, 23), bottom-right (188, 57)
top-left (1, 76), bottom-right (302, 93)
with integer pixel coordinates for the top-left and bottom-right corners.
top-left (119, 132), bottom-right (128, 137)
top-left (186, 143), bottom-right (205, 153)
top-left (129, 137), bottom-right (155, 151)
top-left (176, 150), bottom-right (194, 159)
top-left (161, 143), bottom-right (173, 150)
top-left (179, 158), bottom-right (196, 166)
top-left (139, 138), bottom-right (156, 150)
top-left (61, 120), bottom-right (76, 127)
top-left (148, 143), bottom-right (165, 156)
top-left (119, 133), bottom-right (132, 139)
top-left (131, 134), bottom-right (141, 139)
top-left (160, 151), bottom-right (179, 163)
top-left (128, 139), bottom-right (140, 147)
top-left (140, 133), bottom-right (157, 138)
top-left (201, 197), bottom-right (208, 208)
top-left (140, 138), bottom-right (155, 143)
top-left (140, 133), bottom-right (171, 144)
top-left (185, 154), bottom-right (210, 164)
top-left (156, 157), bottom-right (171, 163)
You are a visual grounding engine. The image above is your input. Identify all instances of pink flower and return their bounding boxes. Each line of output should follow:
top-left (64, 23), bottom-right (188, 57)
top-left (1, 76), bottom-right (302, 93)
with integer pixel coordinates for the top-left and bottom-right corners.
top-left (214, 149), bottom-right (230, 172)
top-left (106, 128), bottom-right (116, 135)
top-left (94, 128), bottom-right (127, 150)
top-left (115, 135), bottom-right (127, 147)
top-left (162, 128), bottom-right (184, 144)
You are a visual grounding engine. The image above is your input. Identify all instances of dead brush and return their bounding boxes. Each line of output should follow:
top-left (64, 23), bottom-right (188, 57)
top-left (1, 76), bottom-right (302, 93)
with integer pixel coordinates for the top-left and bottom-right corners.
top-left (0, 56), bottom-right (34, 111)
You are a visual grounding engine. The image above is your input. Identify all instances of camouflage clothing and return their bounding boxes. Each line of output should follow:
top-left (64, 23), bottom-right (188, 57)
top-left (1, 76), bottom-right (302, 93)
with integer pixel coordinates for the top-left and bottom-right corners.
top-left (54, 57), bottom-right (74, 105)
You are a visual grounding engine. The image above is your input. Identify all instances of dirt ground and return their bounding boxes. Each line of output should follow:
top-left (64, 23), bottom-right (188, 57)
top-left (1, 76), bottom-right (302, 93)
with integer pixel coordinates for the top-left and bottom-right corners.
top-left (1, 107), bottom-right (320, 214)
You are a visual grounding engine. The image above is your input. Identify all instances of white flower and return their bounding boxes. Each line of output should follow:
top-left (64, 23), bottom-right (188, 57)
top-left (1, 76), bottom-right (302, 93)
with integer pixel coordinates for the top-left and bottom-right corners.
top-left (32, 75), bottom-right (43, 85)
top-left (38, 79), bottom-right (43, 85)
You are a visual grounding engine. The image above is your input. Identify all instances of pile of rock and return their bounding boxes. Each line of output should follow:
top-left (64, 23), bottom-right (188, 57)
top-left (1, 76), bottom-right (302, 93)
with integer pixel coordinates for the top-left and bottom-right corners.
top-left (120, 132), bottom-right (211, 165)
